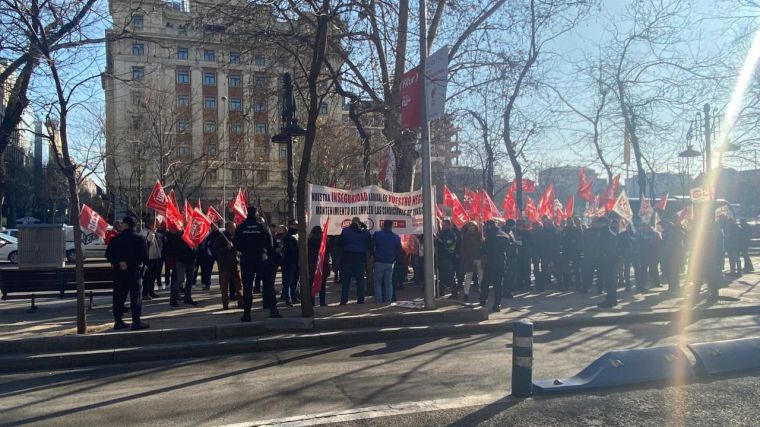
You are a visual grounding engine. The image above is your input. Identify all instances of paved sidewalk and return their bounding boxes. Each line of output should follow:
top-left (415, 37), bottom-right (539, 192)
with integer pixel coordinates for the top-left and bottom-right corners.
top-left (1, 261), bottom-right (759, 342)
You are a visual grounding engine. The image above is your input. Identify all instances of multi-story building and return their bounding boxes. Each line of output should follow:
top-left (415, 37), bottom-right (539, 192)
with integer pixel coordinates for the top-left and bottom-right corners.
top-left (103, 0), bottom-right (341, 222)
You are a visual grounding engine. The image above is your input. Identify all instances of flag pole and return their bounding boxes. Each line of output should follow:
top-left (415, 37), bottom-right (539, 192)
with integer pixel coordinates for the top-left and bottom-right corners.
top-left (419, 0), bottom-right (436, 308)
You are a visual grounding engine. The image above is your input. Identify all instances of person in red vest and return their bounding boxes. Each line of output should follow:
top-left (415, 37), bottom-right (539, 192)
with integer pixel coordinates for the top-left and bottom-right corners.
top-left (105, 220), bottom-right (123, 245)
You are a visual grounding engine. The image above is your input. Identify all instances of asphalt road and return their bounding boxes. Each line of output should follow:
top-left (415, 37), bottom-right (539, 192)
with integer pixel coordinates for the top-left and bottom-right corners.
top-left (1, 315), bottom-right (759, 427)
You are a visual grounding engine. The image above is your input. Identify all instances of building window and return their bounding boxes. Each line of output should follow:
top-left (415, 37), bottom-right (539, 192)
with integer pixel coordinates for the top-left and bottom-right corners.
top-left (176, 119), bottom-right (190, 133)
top-left (132, 116), bottom-right (141, 130)
top-left (177, 144), bottom-right (189, 156)
top-left (256, 170), bottom-right (268, 184)
top-left (207, 144), bottom-right (218, 156)
top-left (203, 72), bottom-right (216, 86)
top-left (204, 120), bottom-right (216, 133)
top-left (132, 43), bottom-right (145, 56)
top-left (229, 75), bottom-right (241, 87)
top-left (231, 122), bottom-right (242, 134)
top-left (255, 123), bottom-right (267, 134)
top-left (132, 14), bottom-right (144, 30)
top-left (279, 146), bottom-right (287, 159)
top-left (132, 66), bottom-right (144, 80)
top-left (177, 47), bottom-right (189, 60)
top-left (207, 169), bottom-right (218, 183)
top-left (229, 146), bottom-right (240, 160)
top-left (177, 95), bottom-right (190, 108)
top-left (231, 169), bottom-right (243, 182)
top-left (281, 171), bottom-right (288, 183)
top-left (254, 100), bottom-right (266, 113)
top-left (204, 96), bottom-right (217, 110)
top-left (203, 49), bottom-right (216, 62)
top-left (131, 92), bottom-right (142, 107)
top-left (176, 70), bottom-right (189, 84)
top-left (230, 98), bottom-right (242, 111)
top-left (320, 102), bottom-right (328, 115)
top-left (229, 52), bottom-right (240, 64)
top-left (254, 77), bottom-right (266, 88)
top-left (254, 54), bottom-right (266, 66)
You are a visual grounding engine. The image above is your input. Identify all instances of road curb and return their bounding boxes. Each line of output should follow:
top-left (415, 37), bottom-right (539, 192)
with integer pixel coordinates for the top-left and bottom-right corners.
top-left (1, 304), bottom-right (757, 372)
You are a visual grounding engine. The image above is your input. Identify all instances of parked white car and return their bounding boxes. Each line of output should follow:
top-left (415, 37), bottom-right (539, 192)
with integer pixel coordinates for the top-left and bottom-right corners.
top-left (0, 233), bottom-right (19, 263)
top-left (64, 226), bottom-right (111, 262)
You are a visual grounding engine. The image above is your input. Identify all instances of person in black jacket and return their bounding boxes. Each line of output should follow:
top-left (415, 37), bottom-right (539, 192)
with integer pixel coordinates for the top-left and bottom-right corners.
top-left (597, 216), bottom-right (621, 308)
top-left (166, 229), bottom-right (198, 307)
top-left (739, 218), bottom-right (754, 273)
top-left (480, 219), bottom-right (512, 312)
top-left (105, 216), bottom-right (149, 330)
top-left (234, 207), bottom-right (281, 321)
top-left (281, 219), bottom-right (300, 305)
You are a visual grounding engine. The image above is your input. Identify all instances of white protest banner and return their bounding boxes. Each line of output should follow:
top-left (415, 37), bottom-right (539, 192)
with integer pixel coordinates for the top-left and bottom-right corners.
top-left (308, 184), bottom-right (431, 235)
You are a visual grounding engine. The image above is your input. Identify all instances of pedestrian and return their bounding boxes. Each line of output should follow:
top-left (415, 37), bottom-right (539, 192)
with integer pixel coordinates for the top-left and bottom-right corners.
top-left (597, 216), bottom-right (621, 308)
top-left (724, 218), bottom-right (742, 277)
top-left (514, 219), bottom-right (532, 291)
top-left (372, 220), bottom-right (402, 304)
top-left (166, 229), bottom-right (198, 307)
top-left (501, 219), bottom-right (519, 299)
top-left (660, 219), bottom-right (685, 293)
top-left (281, 219), bottom-right (300, 306)
top-left (435, 219), bottom-right (459, 297)
top-left (738, 218), bottom-right (754, 273)
top-left (559, 217), bottom-right (582, 291)
top-left (197, 231), bottom-right (217, 290)
top-left (272, 225), bottom-right (286, 303)
top-left (458, 221), bottom-right (483, 302)
top-left (213, 221), bottom-right (242, 310)
top-left (141, 216), bottom-right (163, 300)
top-left (339, 217), bottom-right (370, 305)
top-left (308, 225), bottom-right (330, 307)
top-left (479, 219), bottom-right (512, 312)
top-left (105, 216), bottom-right (149, 331)
top-left (638, 223), bottom-right (661, 288)
top-left (234, 207), bottom-right (281, 320)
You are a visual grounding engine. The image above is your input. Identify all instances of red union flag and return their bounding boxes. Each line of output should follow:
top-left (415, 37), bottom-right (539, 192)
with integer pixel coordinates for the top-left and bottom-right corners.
top-left (519, 179), bottom-right (537, 193)
top-left (450, 198), bottom-right (470, 229)
top-left (400, 67), bottom-right (422, 130)
top-left (463, 188), bottom-right (476, 212)
top-left (230, 188), bottom-right (248, 218)
top-left (206, 206), bottom-right (223, 224)
top-left (146, 181), bottom-right (168, 213)
top-left (578, 168), bottom-right (594, 202)
top-left (183, 208), bottom-right (212, 248)
top-left (79, 204), bottom-right (109, 239)
top-left (658, 193), bottom-right (669, 211)
top-left (480, 189), bottom-right (502, 222)
top-left (613, 191), bottom-right (633, 223)
top-left (443, 185), bottom-right (457, 207)
top-left (524, 196), bottom-right (538, 223)
top-left (311, 217), bottom-right (330, 297)
top-left (165, 197), bottom-right (184, 233)
top-left (565, 195), bottom-right (575, 219)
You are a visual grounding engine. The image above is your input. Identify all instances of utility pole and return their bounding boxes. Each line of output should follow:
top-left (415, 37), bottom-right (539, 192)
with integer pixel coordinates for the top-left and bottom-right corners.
top-left (704, 103), bottom-right (711, 173)
top-left (419, 0), bottom-right (436, 309)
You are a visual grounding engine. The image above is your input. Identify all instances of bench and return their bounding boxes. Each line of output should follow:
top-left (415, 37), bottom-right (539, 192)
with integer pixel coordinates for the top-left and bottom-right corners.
top-left (0, 267), bottom-right (115, 311)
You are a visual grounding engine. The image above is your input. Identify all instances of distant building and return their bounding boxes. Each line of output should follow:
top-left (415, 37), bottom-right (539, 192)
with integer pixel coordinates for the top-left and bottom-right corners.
top-left (625, 172), bottom-right (692, 199)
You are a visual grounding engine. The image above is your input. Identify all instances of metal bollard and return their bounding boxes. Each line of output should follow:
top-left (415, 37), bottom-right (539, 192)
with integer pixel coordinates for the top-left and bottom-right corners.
top-left (511, 319), bottom-right (533, 397)
top-left (27, 294), bottom-right (38, 313)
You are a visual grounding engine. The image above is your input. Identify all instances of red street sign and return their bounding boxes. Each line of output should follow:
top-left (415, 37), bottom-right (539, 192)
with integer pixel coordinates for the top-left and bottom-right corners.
top-left (400, 67), bottom-right (421, 130)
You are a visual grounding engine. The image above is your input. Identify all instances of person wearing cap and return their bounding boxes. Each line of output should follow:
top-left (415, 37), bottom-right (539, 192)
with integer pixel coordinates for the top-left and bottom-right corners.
top-left (234, 206), bottom-right (281, 320)
top-left (339, 217), bottom-right (371, 305)
top-left (105, 216), bottom-right (150, 330)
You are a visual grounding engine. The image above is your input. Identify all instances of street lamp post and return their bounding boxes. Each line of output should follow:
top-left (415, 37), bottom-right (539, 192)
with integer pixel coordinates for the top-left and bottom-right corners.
top-left (272, 73), bottom-right (305, 220)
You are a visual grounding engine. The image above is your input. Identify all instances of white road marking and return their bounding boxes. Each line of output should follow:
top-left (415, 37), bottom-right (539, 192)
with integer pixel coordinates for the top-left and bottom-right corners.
top-left (215, 392), bottom-right (509, 427)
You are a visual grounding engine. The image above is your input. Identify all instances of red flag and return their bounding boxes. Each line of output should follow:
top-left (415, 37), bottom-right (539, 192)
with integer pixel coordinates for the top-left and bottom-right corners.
top-left (230, 188), bottom-right (248, 218)
top-left (443, 185), bottom-right (457, 207)
top-left (502, 187), bottom-right (519, 220)
top-left (537, 183), bottom-right (555, 218)
top-left (184, 200), bottom-right (192, 223)
top-left (400, 67), bottom-right (422, 130)
top-left (311, 217), bottom-right (331, 297)
top-left (471, 189), bottom-right (483, 220)
top-left (79, 204), bottom-right (109, 239)
top-left (565, 195), bottom-right (574, 219)
top-left (525, 196), bottom-right (538, 223)
top-left (658, 193), bottom-right (669, 211)
top-left (450, 198), bottom-right (470, 228)
top-left (207, 206), bottom-right (223, 224)
top-left (578, 168), bottom-right (594, 202)
top-left (518, 178), bottom-right (536, 193)
top-left (167, 190), bottom-right (178, 209)
top-left (480, 189), bottom-right (502, 221)
top-left (603, 175), bottom-right (620, 212)
top-left (463, 188), bottom-right (476, 212)
top-left (165, 197), bottom-right (184, 233)
top-left (182, 208), bottom-right (212, 248)
top-left (146, 181), bottom-right (168, 213)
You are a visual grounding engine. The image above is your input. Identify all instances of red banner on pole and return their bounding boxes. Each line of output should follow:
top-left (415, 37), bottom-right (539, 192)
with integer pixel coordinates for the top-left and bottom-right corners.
top-left (79, 204), bottom-right (109, 239)
top-left (146, 181), bottom-right (167, 213)
top-left (165, 197), bottom-right (184, 233)
top-left (182, 208), bottom-right (212, 249)
top-left (206, 206), bottom-right (223, 224)
top-left (400, 68), bottom-right (422, 130)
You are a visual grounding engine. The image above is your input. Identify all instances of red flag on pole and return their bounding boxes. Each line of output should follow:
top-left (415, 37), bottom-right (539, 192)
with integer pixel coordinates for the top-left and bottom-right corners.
top-left (471, 189), bottom-right (483, 220)
top-left (443, 185), bottom-right (457, 207)
top-left (79, 204), bottom-right (109, 239)
top-left (525, 196), bottom-right (538, 223)
top-left (230, 188), bottom-right (248, 218)
top-left (184, 200), bottom-right (192, 223)
top-left (480, 189), bottom-right (502, 221)
top-left (658, 193), bottom-right (669, 211)
top-left (450, 198), bottom-right (470, 228)
top-left (146, 181), bottom-right (168, 213)
top-left (604, 175), bottom-right (620, 212)
top-left (165, 197), bottom-right (184, 233)
top-left (537, 183), bottom-right (555, 218)
top-left (502, 187), bottom-right (519, 220)
top-left (182, 208), bottom-right (212, 248)
top-left (578, 168), bottom-right (594, 202)
top-left (311, 217), bottom-right (330, 297)
top-left (207, 206), bottom-right (223, 224)
top-left (565, 195), bottom-right (574, 219)
top-left (518, 178), bottom-right (536, 193)
top-left (463, 188), bottom-right (476, 212)
top-left (167, 190), bottom-right (178, 209)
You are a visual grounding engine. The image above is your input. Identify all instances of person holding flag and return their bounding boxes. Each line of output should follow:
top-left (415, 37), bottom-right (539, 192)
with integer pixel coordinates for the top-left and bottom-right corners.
top-left (213, 221), bottom-right (243, 310)
top-left (308, 224), bottom-right (331, 307)
top-left (141, 216), bottom-right (163, 300)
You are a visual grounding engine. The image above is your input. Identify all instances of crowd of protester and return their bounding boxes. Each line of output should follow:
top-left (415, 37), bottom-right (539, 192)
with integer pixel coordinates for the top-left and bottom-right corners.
top-left (104, 205), bottom-right (754, 330)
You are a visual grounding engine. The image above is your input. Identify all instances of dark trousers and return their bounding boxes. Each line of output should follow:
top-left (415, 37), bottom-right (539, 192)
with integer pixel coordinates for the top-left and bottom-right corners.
top-left (310, 273), bottom-right (327, 306)
top-left (516, 256), bottom-right (531, 290)
top-left (619, 261), bottom-right (633, 289)
top-left (282, 263), bottom-right (300, 302)
top-left (241, 260), bottom-right (276, 313)
top-left (113, 271), bottom-right (142, 325)
top-left (143, 259), bottom-right (162, 296)
top-left (437, 256), bottom-right (456, 294)
top-left (341, 261), bottom-right (366, 304)
top-left (199, 257), bottom-right (215, 287)
top-left (480, 265), bottom-right (504, 306)
top-left (560, 255), bottom-right (581, 290)
top-left (741, 249), bottom-right (754, 272)
top-left (599, 264), bottom-right (617, 304)
top-left (728, 250), bottom-right (741, 274)
top-left (663, 260), bottom-right (681, 291)
top-left (172, 262), bottom-right (195, 303)
top-left (581, 258), bottom-right (595, 291)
